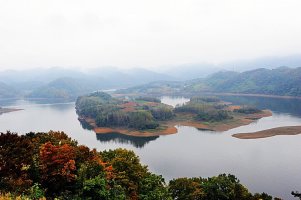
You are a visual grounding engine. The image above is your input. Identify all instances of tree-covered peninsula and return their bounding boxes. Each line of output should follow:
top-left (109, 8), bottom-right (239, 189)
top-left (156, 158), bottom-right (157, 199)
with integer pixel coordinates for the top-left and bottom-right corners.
top-left (76, 92), bottom-right (174, 133)
top-left (76, 92), bottom-right (271, 136)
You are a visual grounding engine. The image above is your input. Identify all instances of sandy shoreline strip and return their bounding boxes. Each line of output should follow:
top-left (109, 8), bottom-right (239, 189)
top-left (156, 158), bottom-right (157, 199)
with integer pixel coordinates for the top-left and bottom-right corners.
top-left (232, 126), bottom-right (301, 139)
top-left (0, 108), bottom-right (23, 115)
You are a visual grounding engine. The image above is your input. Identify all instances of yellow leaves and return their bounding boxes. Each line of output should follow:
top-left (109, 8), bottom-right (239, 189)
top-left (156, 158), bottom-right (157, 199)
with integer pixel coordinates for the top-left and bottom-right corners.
top-left (21, 164), bottom-right (30, 171)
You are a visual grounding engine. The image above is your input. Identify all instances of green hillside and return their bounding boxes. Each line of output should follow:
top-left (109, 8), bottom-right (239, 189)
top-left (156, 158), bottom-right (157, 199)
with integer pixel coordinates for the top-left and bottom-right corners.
top-left (183, 67), bottom-right (301, 96)
top-left (117, 67), bottom-right (301, 97)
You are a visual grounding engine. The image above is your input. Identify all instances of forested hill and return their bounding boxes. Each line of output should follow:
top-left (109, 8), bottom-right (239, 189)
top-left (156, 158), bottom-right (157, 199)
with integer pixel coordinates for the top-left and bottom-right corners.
top-left (2, 67), bottom-right (301, 99)
top-left (27, 77), bottom-right (100, 99)
top-left (182, 67), bottom-right (301, 96)
top-left (116, 67), bottom-right (301, 97)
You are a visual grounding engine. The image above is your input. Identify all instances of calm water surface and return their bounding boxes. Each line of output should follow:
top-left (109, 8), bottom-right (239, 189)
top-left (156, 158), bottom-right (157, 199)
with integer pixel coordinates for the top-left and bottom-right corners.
top-left (1, 96), bottom-right (301, 199)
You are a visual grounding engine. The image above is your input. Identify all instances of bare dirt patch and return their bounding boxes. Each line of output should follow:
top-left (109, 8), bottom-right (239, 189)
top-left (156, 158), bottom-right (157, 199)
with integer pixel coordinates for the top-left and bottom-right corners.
top-left (225, 105), bottom-right (241, 111)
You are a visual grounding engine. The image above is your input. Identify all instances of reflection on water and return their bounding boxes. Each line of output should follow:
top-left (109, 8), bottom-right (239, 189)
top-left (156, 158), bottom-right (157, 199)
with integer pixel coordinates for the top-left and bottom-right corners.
top-left (219, 95), bottom-right (301, 117)
top-left (78, 120), bottom-right (159, 148)
top-left (79, 119), bottom-right (94, 130)
top-left (78, 96), bottom-right (190, 147)
top-left (96, 133), bottom-right (159, 148)
top-left (1, 96), bottom-right (301, 199)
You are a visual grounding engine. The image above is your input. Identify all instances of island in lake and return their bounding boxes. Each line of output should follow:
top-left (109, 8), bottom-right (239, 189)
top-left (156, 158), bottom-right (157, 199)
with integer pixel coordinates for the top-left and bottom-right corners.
top-left (76, 92), bottom-right (272, 137)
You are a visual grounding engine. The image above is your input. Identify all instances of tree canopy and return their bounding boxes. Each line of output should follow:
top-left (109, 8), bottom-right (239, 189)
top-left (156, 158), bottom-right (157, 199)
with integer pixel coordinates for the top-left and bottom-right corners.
top-left (0, 131), bottom-right (286, 200)
top-left (76, 92), bottom-right (173, 130)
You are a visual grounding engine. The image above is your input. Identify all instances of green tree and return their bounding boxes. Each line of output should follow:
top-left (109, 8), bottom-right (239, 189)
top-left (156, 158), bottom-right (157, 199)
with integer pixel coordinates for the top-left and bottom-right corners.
top-left (82, 175), bottom-right (109, 200)
top-left (251, 192), bottom-right (273, 200)
top-left (128, 110), bottom-right (159, 129)
top-left (102, 148), bottom-right (149, 199)
top-left (201, 174), bottom-right (251, 200)
top-left (169, 177), bottom-right (204, 200)
top-left (27, 183), bottom-right (45, 199)
top-left (139, 174), bottom-right (171, 200)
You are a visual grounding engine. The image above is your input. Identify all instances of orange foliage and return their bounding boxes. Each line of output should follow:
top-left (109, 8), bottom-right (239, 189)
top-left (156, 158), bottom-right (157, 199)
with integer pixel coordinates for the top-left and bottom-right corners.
top-left (61, 160), bottom-right (76, 182)
top-left (39, 142), bottom-right (76, 184)
top-left (75, 145), bottom-right (115, 180)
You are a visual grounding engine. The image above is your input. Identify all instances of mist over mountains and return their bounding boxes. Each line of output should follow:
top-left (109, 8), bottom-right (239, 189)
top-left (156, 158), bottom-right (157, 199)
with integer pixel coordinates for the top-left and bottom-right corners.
top-left (0, 55), bottom-right (300, 99)
top-left (0, 67), bottom-right (175, 99)
top-left (162, 54), bottom-right (301, 80)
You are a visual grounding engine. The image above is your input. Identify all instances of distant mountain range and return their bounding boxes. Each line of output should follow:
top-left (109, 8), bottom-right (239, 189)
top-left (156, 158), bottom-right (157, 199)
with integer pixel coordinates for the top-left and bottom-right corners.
top-left (160, 54), bottom-right (301, 80)
top-left (0, 67), bottom-right (175, 99)
top-left (1, 57), bottom-right (301, 99)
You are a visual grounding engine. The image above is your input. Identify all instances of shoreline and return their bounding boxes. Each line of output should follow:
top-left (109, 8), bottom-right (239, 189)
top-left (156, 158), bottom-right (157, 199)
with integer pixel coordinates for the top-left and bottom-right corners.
top-left (114, 91), bottom-right (301, 100)
top-left (80, 110), bottom-right (272, 137)
top-left (94, 126), bottom-right (178, 137)
top-left (170, 109), bottom-right (272, 132)
top-left (0, 108), bottom-right (23, 115)
top-left (154, 91), bottom-right (301, 100)
top-left (232, 126), bottom-right (301, 139)
top-left (198, 92), bottom-right (301, 100)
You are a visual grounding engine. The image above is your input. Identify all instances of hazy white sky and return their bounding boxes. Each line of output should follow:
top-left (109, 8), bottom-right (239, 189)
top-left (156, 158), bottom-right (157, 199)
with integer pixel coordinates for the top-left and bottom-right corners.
top-left (0, 0), bottom-right (301, 70)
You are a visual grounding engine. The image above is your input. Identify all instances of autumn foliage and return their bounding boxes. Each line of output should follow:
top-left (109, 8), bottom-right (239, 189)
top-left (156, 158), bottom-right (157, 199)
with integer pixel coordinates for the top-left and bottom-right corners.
top-left (0, 131), bottom-right (168, 199)
top-left (39, 142), bottom-right (76, 193)
top-left (0, 131), bottom-right (282, 200)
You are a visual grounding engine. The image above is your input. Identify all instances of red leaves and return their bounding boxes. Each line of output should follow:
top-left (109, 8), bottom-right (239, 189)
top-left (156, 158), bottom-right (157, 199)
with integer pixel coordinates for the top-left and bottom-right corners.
top-left (0, 132), bottom-right (35, 191)
top-left (62, 160), bottom-right (76, 182)
top-left (39, 142), bottom-right (76, 184)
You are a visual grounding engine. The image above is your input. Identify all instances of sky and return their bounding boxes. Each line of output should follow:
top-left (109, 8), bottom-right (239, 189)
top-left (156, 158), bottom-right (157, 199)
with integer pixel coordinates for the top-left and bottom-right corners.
top-left (0, 0), bottom-right (301, 71)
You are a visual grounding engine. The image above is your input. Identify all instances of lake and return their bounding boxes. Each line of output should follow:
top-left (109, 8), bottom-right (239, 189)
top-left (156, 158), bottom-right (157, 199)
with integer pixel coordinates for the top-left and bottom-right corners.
top-left (1, 96), bottom-right (301, 199)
